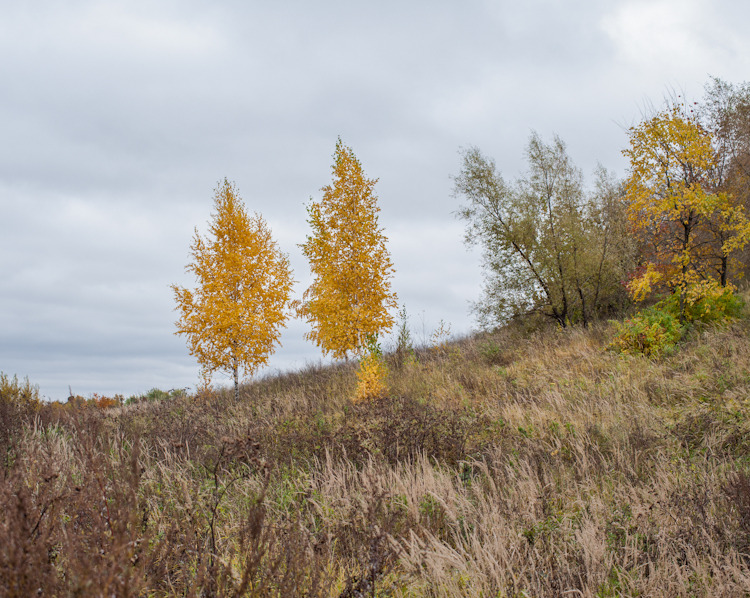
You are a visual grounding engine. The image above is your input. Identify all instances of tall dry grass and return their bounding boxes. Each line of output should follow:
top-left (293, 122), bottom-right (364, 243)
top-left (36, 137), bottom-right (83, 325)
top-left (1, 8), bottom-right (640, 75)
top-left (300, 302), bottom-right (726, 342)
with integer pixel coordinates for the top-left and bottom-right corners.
top-left (3, 312), bottom-right (750, 596)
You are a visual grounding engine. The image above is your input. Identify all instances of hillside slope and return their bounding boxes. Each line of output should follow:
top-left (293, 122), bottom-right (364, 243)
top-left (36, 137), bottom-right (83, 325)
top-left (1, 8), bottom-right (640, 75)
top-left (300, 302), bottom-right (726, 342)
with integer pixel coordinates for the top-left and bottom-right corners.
top-left (3, 313), bottom-right (750, 596)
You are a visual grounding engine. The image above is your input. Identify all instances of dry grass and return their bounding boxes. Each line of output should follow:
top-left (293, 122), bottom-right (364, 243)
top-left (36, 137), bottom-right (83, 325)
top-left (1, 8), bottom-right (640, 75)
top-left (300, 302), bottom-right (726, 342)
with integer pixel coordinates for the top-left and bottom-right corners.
top-left (4, 309), bottom-right (750, 596)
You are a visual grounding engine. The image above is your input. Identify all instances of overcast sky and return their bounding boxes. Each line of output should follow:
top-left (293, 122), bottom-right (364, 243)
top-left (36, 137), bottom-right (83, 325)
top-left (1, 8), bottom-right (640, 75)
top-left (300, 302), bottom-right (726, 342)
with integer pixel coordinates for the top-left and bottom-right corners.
top-left (2, 0), bottom-right (749, 400)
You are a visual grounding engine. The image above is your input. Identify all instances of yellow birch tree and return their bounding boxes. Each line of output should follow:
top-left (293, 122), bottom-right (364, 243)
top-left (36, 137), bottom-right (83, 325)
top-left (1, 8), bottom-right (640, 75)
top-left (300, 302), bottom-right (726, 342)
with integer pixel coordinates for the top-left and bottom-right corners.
top-left (624, 106), bottom-right (750, 320)
top-left (172, 179), bottom-right (294, 399)
top-left (298, 139), bottom-right (397, 360)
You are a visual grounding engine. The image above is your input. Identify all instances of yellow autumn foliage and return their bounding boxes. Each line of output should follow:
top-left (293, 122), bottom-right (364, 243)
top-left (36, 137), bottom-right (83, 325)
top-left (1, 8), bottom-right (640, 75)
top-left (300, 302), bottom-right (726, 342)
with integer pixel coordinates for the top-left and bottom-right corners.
top-left (172, 179), bottom-right (294, 396)
top-left (355, 352), bottom-right (388, 402)
top-left (298, 139), bottom-right (397, 359)
top-left (623, 106), bottom-right (750, 315)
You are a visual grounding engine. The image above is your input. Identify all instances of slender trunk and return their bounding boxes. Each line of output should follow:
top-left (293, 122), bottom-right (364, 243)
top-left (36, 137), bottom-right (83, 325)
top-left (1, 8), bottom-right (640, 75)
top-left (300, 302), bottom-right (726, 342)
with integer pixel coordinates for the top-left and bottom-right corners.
top-left (233, 358), bottom-right (239, 402)
top-left (558, 276), bottom-right (569, 327)
top-left (678, 286), bottom-right (686, 324)
top-left (544, 193), bottom-right (569, 326)
top-left (480, 194), bottom-right (558, 318)
top-left (577, 286), bottom-right (589, 328)
top-left (679, 216), bottom-right (692, 323)
top-left (721, 254), bottom-right (728, 287)
top-left (592, 222), bottom-right (611, 318)
top-left (570, 227), bottom-right (589, 328)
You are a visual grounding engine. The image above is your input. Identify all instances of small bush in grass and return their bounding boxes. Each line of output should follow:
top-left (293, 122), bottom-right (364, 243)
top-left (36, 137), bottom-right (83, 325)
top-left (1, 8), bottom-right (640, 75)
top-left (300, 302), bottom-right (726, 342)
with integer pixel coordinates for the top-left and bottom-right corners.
top-left (610, 286), bottom-right (744, 357)
top-left (125, 387), bottom-right (187, 405)
top-left (0, 373), bottom-right (40, 406)
top-left (609, 304), bottom-right (684, 357)
top-left (394, 305), bottom-right (415, 365)
top-left (663, 283), bottom-right (745, 324)
top-left (88, 393), bottom-right (123, 409)
top-left (430, 319), bottom-right (452, 356)
top-left (0, 373), bottom-right (41, 459)
top-left (355, 336), bottom-right (388, 402)
top-left (478, 340), bottom-right (504, 365)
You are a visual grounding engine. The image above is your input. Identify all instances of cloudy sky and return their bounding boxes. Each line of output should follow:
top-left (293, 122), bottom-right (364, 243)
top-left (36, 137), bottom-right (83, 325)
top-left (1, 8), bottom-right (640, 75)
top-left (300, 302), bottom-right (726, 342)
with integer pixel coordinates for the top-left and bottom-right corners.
top-left (2, 0), bottom-right (749, 400)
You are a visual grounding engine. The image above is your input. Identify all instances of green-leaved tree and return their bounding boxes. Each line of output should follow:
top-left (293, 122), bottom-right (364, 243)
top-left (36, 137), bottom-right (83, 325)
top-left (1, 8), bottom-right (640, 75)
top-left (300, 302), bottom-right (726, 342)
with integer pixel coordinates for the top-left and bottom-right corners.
top-left (455, 133), bottom-right (633, 328)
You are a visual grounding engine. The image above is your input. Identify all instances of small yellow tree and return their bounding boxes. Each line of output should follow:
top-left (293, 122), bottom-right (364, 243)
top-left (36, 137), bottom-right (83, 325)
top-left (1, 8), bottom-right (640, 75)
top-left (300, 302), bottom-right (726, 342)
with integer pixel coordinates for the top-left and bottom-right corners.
top-left (624, 106), bottom-right (750, 319)
top-left (298, 139), bottom-right (398, 360)
top-left (172, 179), bottom-right (294, 399)
top-left (354, 336), bottom-right (388, 402)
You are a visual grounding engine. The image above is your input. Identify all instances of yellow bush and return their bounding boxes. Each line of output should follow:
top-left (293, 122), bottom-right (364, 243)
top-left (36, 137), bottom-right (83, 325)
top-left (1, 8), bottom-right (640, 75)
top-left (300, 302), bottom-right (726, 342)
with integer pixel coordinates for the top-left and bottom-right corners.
top-left (355, 347), bottom-right (388, 402)
top-left (0, 372), bottom-right (40, 409)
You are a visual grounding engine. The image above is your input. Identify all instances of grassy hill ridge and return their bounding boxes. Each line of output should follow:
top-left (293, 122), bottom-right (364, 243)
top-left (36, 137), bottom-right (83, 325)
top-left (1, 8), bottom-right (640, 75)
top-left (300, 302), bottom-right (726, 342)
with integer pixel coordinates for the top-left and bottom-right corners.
top-left (3, 308), bottom-right (750, 596)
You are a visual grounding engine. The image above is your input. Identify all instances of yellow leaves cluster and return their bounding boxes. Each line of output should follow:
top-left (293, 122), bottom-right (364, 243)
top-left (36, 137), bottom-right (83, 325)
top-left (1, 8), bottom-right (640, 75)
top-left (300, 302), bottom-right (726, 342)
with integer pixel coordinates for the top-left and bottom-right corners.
top-left (298, 139), bottom-right (397, 359)
top-left (627, 263), bottom-right (664, 303)
top-left (684, 279), bottom-right (735, 319)
top-left (623, 106), bottom-right (750, 309)
top-left (625, 108), bottom-right (711, 242)
top-left (355, 351), bottom-right (388, 402)
top-left (172, 179), bottom-right (294, 390)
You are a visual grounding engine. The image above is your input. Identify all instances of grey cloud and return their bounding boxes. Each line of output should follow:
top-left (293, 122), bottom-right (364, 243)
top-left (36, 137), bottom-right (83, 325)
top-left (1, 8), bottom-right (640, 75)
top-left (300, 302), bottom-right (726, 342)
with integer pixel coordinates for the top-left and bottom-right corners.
top-left (2, 0), bottom-right (749, 400)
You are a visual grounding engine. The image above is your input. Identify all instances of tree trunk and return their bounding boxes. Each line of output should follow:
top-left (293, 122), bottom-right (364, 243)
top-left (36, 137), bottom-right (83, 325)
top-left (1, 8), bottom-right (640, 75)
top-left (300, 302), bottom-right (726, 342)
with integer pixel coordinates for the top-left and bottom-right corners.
top-left (678, 285), bottom-right (686, 324)
top-left (577, 285), bottom-right (589, 328)
top-left (679, 216), bottom-right (693, 323)
top-left (571, 234), bottom-right (589, 327)
top-left (233, 359), bottom-right (239, 402)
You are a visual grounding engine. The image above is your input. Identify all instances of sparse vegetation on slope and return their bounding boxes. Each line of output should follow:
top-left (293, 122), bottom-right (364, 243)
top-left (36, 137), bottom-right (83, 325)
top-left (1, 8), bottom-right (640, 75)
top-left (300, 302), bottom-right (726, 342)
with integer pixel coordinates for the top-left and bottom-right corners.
top-left (4, 296), bottom-right (750, 596)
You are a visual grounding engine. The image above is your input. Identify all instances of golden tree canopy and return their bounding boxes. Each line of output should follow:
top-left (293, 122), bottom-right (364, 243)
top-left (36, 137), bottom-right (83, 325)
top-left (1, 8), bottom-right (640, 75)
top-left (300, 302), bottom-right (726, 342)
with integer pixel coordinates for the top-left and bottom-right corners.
top-left (172, 179), bottom-right (294, 393)
top-left (299, 139), bottom-right (397, 359)
top-left (623, 106), bottom-right (750, 308)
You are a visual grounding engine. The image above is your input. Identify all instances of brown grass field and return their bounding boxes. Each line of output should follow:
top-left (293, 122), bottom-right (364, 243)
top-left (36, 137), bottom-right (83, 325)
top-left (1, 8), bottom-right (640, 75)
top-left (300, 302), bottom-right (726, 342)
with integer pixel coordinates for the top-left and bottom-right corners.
top-left (3, 306), bottom-right (750, 596)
